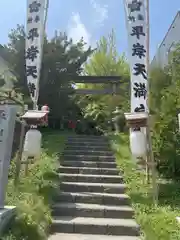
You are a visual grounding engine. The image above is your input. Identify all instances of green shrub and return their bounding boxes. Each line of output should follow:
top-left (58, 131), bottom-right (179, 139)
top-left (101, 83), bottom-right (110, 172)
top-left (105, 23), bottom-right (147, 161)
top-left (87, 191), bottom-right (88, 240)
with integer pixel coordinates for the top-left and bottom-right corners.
top-left (150, 44), bottom-right (180, 179)
top-left (2, 132), bottom-right (66, 240)
top-left (110, 133), bottom-right (180, 240)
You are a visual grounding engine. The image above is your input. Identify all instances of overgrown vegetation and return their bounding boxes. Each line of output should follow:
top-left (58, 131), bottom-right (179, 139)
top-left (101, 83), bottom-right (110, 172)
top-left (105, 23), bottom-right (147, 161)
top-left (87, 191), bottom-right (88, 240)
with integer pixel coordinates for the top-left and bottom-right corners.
top-left (1, 25), bottom-right (93, 126)
top-left (2, 132), bottom-right (66, 240)
top-left (150, 44), bottom-right (180, 179)
top-left (111, 134), bottom-right (180, 240)
top-left (76, 30), bottom-right (130, 133)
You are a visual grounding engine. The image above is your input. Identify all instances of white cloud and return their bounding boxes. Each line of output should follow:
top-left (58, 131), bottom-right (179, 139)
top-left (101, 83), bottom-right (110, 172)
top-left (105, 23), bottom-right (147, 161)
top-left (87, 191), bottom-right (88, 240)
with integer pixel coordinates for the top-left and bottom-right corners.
top-left (68, 12), bottom-right (91, 48)
top-left (67, 1), bottom-right (108, 48)
top-left (90, 0), bottom-right (108, 26)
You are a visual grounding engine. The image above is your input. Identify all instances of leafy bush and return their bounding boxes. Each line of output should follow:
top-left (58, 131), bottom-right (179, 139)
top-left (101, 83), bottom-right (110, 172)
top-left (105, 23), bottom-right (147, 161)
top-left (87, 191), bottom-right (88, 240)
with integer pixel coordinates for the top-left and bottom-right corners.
top-left (110, 133), bottom-right (180, 240)
top-left (76, 30), bottom-right (130, 133)
top-left (2, 132), bottom-right (65, 240)
top-left (150, 44), bottom-right (180, 179)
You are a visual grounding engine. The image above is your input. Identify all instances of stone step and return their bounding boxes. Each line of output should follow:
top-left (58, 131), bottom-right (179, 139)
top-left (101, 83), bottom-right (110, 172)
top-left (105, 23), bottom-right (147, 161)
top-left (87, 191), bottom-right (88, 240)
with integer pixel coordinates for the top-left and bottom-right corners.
top-left (59, 173), bottom-right (123, 184)
top-left (67, 134), bottom-right (105, 137)
top-left (66, 142), bottom-right (109, 146)
top-left (66, 142), bottom-right (110, 147)
top-left (63, 150), bottom-right (113, 156)
top-left (60, 161), bottom-right (117, 169)
top-left (67, 136), bottom-right (107, 140)
top-left (68, 134), bottom-right (105, 137)
top-left (61, 182), bottom-right (126, 194)
top-left (59, 167), bottom-right (119, 175)
top-left (52, 203), bottom-right (134, 219)
top-left (66, 138), bottom-right (108, 144)
top-left (55, 192), bottom-right (130, 206)
top-left (51, 216), bottom-right (140, 236)
top-left (49, 233), bottom-right (140, 240)
top-left (65, 145), bottom-right (111, 151)
top-left (62, 155), bottom-right (115, 162)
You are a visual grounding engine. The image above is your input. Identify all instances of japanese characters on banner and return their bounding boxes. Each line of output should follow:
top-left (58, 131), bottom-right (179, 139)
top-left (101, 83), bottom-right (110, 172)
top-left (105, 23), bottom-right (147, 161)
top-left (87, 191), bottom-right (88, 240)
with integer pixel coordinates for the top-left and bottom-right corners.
top-left (26, 0), bottom-right (47, 106)
top-left (124, 0), bottom-right (148, 113)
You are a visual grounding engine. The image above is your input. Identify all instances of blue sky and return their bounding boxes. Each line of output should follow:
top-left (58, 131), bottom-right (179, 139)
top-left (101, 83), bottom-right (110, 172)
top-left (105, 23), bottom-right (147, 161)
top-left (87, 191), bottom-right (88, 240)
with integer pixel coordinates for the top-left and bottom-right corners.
top-left (0, 0), bottom-right (179, 60)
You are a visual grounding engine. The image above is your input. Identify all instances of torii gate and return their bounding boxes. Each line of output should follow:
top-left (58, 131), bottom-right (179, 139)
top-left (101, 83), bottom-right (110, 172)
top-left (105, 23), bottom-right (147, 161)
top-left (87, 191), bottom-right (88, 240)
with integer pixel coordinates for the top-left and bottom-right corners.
top-left (62, 75), bottom-right (123, 95)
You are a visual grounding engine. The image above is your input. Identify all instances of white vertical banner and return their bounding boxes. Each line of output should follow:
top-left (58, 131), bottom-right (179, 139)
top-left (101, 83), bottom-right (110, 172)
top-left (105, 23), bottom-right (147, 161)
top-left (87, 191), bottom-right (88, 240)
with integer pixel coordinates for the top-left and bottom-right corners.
top-left (26, 0), bottom-right (48, 108)
top-left (124, 0), bottom-right (148, 113)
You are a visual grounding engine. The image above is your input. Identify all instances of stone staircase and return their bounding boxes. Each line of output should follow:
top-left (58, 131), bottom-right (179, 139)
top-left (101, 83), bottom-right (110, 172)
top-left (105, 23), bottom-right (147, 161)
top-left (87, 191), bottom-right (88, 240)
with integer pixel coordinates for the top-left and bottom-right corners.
top-left (49, 135), bottom-right (140, 240)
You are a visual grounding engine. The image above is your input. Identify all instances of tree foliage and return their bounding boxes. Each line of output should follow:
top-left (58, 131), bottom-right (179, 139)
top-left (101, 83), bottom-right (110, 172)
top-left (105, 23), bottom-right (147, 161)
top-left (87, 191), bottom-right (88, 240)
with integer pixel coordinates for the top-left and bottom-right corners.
top-left (38, 32), bottom-right (93, 121)
top-left (150, 44), bottom-right (180, 179)
top-left (3, 25), bottom-right (29, 100)
top-left (0, 72), bottom-right (23, 106)
top-left (76, 30), bottom-right (130, 132)
top-left (2, 25), bottom-right (93, 122)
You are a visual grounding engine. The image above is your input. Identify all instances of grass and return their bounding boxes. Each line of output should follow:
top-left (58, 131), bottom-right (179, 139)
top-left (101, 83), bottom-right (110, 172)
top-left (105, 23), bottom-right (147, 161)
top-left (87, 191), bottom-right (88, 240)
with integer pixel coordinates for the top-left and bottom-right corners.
top-left (2, 131), bottom-right (68, 240)
top-left (110, 133), bottom-right (180, 240)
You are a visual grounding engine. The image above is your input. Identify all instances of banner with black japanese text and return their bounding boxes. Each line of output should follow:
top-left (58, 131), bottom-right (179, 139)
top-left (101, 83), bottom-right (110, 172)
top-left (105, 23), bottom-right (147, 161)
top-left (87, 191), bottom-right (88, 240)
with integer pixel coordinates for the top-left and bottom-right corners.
top-left (124, 0), bottom-right (148, 113)
top-left (26, 0), bottom-right (47, 106)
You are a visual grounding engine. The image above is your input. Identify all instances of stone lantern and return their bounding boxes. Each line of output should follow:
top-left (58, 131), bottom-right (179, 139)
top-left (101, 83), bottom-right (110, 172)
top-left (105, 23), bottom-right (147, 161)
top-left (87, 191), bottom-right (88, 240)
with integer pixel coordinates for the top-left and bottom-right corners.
top-left (20, 110), bottom-right (49, 161)
top-left (112, 106), bottom-right (125, 134)
top-left (124, 112), bottom-right (148, 163)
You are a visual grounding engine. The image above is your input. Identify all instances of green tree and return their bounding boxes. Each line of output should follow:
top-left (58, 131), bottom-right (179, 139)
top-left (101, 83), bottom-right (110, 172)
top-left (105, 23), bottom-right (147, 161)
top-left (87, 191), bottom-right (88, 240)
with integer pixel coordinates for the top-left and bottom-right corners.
top-left (4, 25), bottom-right (29, 101)
top-left (150, 44), bottom-right (180, 178)
top-left (0, 74), bottom-right (23, 106)
top-left (76, 30), bottom-right (130, 132)
top-left (3, 25), bottom-right (93, 123)
top-left (39, 32), bottom-right (93, 121)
